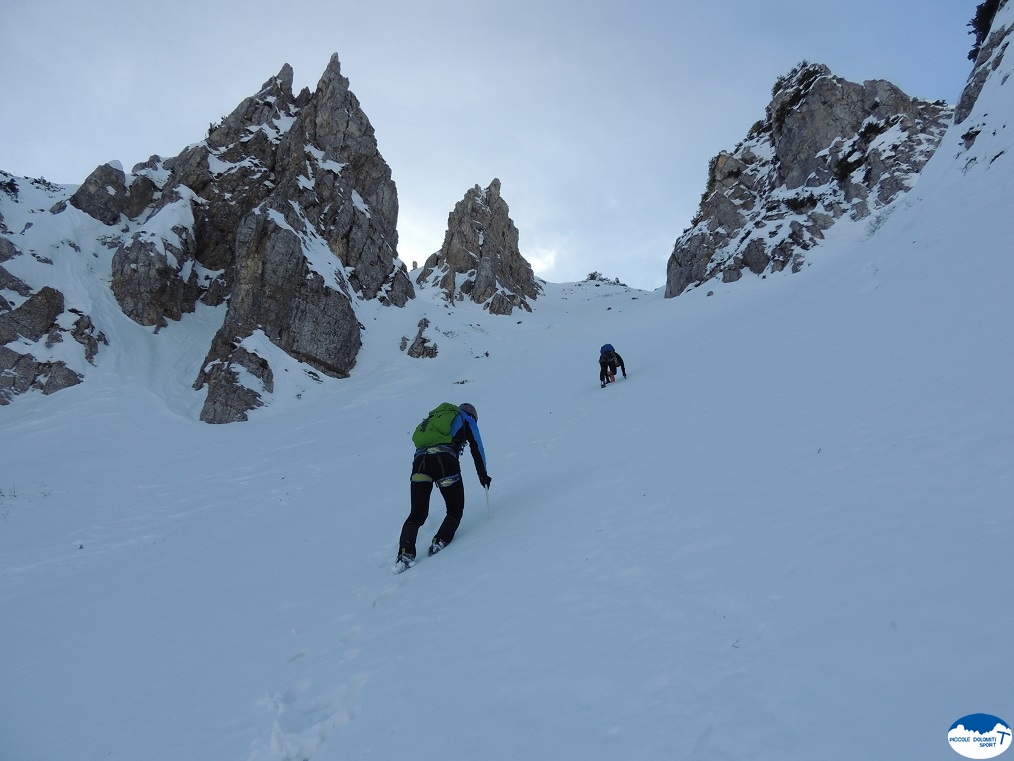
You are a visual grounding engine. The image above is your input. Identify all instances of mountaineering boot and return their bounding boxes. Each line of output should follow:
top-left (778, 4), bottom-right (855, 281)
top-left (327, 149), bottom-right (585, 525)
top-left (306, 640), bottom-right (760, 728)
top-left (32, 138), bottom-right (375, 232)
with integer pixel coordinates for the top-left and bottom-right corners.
top-left (428, 539), bottom-right (447, 557)
top-left (394, 550), bottom-right (416, 574)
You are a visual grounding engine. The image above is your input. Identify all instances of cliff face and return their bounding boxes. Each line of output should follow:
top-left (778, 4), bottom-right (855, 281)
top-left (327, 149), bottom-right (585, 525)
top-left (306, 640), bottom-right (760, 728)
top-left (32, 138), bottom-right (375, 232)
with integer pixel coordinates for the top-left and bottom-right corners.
top-left (130, 55), bottom-right (412, 422)
top-left (665, 63), bottom-right (953, 297)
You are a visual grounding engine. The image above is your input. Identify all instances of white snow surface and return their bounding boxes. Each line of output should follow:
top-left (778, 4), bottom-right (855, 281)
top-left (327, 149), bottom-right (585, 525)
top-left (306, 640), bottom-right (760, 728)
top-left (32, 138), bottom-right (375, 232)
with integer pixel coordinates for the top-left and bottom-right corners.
top-left (2, 25), bottom-right (1014, 759)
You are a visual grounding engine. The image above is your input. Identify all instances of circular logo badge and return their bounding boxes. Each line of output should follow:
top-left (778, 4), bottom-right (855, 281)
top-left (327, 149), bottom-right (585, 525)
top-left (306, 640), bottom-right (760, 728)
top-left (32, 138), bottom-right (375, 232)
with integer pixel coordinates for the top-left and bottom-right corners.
top-left (949, 714), bottom-right (1012, 759)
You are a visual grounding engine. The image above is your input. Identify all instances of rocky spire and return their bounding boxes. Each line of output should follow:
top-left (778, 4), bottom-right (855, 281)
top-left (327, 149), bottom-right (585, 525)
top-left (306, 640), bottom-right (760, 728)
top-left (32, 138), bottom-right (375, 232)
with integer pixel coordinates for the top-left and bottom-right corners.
top-left (417, 178), bottom-right (541, 315)
top-left (664, 62), bottom-right (953, 297)
top-left (90, 54), bottom-right (414, 422)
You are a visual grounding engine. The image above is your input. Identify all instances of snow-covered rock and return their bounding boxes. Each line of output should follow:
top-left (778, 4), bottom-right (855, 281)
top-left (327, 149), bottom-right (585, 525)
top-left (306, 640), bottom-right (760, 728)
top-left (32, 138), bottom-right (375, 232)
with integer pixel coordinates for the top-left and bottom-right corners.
top-left (665, 62), bottom-right (953, 297)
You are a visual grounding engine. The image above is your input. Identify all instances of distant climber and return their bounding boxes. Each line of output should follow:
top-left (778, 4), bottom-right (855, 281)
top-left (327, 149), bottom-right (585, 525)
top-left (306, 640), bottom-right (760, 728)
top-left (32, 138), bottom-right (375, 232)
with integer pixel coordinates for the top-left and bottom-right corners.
top-left (599, 344), bottom-right (626, 388)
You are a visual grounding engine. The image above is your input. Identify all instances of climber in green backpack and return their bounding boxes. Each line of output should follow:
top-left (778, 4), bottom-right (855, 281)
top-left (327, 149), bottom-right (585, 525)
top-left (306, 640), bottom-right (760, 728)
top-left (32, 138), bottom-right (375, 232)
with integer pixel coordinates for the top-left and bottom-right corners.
top-left (396, 402), bottom-right (492, 571)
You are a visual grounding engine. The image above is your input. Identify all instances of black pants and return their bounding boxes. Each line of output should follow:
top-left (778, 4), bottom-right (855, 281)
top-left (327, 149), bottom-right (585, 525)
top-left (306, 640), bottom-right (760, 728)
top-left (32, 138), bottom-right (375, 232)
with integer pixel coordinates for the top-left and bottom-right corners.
top-left (600, 362), bottom-right (617, 383)
top-left (398, 450), bottom-right (465, 557)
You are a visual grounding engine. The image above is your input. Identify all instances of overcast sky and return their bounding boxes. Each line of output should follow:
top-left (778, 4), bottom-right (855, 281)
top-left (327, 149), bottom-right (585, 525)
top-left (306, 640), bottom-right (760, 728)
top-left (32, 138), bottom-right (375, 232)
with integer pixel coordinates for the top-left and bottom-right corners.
top-left (1, 0), bottom-right (976, 290)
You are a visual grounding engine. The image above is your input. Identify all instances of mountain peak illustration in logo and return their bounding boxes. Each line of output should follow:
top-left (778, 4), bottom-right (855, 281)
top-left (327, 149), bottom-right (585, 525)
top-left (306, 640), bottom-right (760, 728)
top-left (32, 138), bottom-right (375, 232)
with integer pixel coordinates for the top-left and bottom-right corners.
top-left (949, 714), bottom-right (1012, 759)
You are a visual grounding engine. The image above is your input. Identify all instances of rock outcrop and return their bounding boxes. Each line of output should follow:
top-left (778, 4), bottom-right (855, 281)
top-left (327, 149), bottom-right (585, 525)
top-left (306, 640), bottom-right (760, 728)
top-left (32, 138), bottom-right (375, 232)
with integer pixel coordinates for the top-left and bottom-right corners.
top-left (953, 0), bottom-right (1012, 182)
top-left (69, 162), bottom-right (157, 226)
top-left (956, 0), bottom-right (1010, 125)
top-left (401, 318), bottom-right (439, 358)
top-left (92, 54), bottom-right (413, 422)
top-left (417, 179), bottom-right (541, 315)
top-left (0, 285), bottom-right (106, 404)
top-left (664, 63), bottom-right (953, 297)
top-left (1, 57), bottom-right (411, 420)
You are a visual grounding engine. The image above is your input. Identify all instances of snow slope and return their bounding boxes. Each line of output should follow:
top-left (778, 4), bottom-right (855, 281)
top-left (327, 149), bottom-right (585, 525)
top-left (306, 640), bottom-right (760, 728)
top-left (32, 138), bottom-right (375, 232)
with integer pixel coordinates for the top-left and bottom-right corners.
top-left (2, 18), bottom-right (1013, 761)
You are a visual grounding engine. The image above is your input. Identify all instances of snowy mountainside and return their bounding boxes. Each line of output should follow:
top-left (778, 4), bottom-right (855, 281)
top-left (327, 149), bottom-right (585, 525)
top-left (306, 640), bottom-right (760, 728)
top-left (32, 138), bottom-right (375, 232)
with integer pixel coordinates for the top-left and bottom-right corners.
top-left (2, 150), bottom-right (1013, 761)
top-left (0, 172), bottom-right (225, 417)
top-left (2, 6), bottom-right (1013, 760)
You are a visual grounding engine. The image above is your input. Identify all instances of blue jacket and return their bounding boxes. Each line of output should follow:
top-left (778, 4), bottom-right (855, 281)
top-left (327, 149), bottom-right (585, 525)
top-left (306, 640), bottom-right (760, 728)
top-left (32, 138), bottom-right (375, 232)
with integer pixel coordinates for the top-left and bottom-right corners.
top-left (416, 411), bottom-right (488, 480)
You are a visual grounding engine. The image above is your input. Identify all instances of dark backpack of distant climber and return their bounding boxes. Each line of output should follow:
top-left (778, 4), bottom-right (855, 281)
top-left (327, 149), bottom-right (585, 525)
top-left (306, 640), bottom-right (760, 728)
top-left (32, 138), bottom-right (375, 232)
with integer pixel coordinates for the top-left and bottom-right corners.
top-left (598, 343), bottom-right (626, 388)
top-left (395, 402), bottom-right (492, 572)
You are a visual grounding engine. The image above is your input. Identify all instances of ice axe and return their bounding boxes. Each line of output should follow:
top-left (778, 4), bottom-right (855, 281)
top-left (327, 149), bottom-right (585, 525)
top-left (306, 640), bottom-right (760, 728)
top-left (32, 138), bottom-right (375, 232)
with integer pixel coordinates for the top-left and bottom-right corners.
top-left (485, 485), bottom-right (492, 519)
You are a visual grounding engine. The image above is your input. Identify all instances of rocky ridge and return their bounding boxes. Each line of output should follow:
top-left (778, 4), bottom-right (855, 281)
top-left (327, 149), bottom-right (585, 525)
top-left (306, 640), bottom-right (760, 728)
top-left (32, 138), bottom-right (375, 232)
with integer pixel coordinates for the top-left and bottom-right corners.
top-left (664, 63), bottom-right (954, 297)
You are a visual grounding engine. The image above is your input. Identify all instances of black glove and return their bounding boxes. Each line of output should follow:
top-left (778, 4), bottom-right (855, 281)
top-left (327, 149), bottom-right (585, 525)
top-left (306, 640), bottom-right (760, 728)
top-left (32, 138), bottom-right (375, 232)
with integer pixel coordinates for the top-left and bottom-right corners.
top-left (479, 474), bottom-right (492, 488)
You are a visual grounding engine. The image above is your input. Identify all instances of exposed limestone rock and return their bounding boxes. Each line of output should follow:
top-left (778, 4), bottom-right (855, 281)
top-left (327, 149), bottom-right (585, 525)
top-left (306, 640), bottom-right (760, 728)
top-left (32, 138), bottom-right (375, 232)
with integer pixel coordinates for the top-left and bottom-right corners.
top-left (0, 181), bottom-right (108, 404)
top-left (402, 317), bottom-right (438, 358)
top-left (69, 162), bottom-right (156, 226)
top-left (197, 346), bottom-right (272, 424)
top-left (68, 311), bottom-right (108, 364)
top-left (111, 220), bottom-right (202, 327)
top-left (96, 54), bottom-right (413, 422)
top-left (418, 179), bottom-right (541, 315)
top-left (0, 285), bottom-right (64, 345)
top-left (665, 62), bottom-right (953, 297)
top-left (0, 264), bottom-right (32, 314)
top-left (952, 1), bottom-right (1012, 176)
top-left (194, 206), bottom-right (363, 422)
top-left (0, 346), bottom-right (83, 402)
top-left (0, 287), bottom-right (83, 404)
top-left (956, 0), bottom-right (1011, 125)
top-left (2, 56), bottom-right (411, 419)
top-left (0, 235), bottom-right (19, 263)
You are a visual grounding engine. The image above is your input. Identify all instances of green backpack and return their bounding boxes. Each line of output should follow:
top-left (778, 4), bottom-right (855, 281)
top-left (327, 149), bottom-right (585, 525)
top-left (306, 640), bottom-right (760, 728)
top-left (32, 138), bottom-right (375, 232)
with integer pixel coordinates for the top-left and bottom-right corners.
top-left (412, 403), bottom-right (461, 448)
